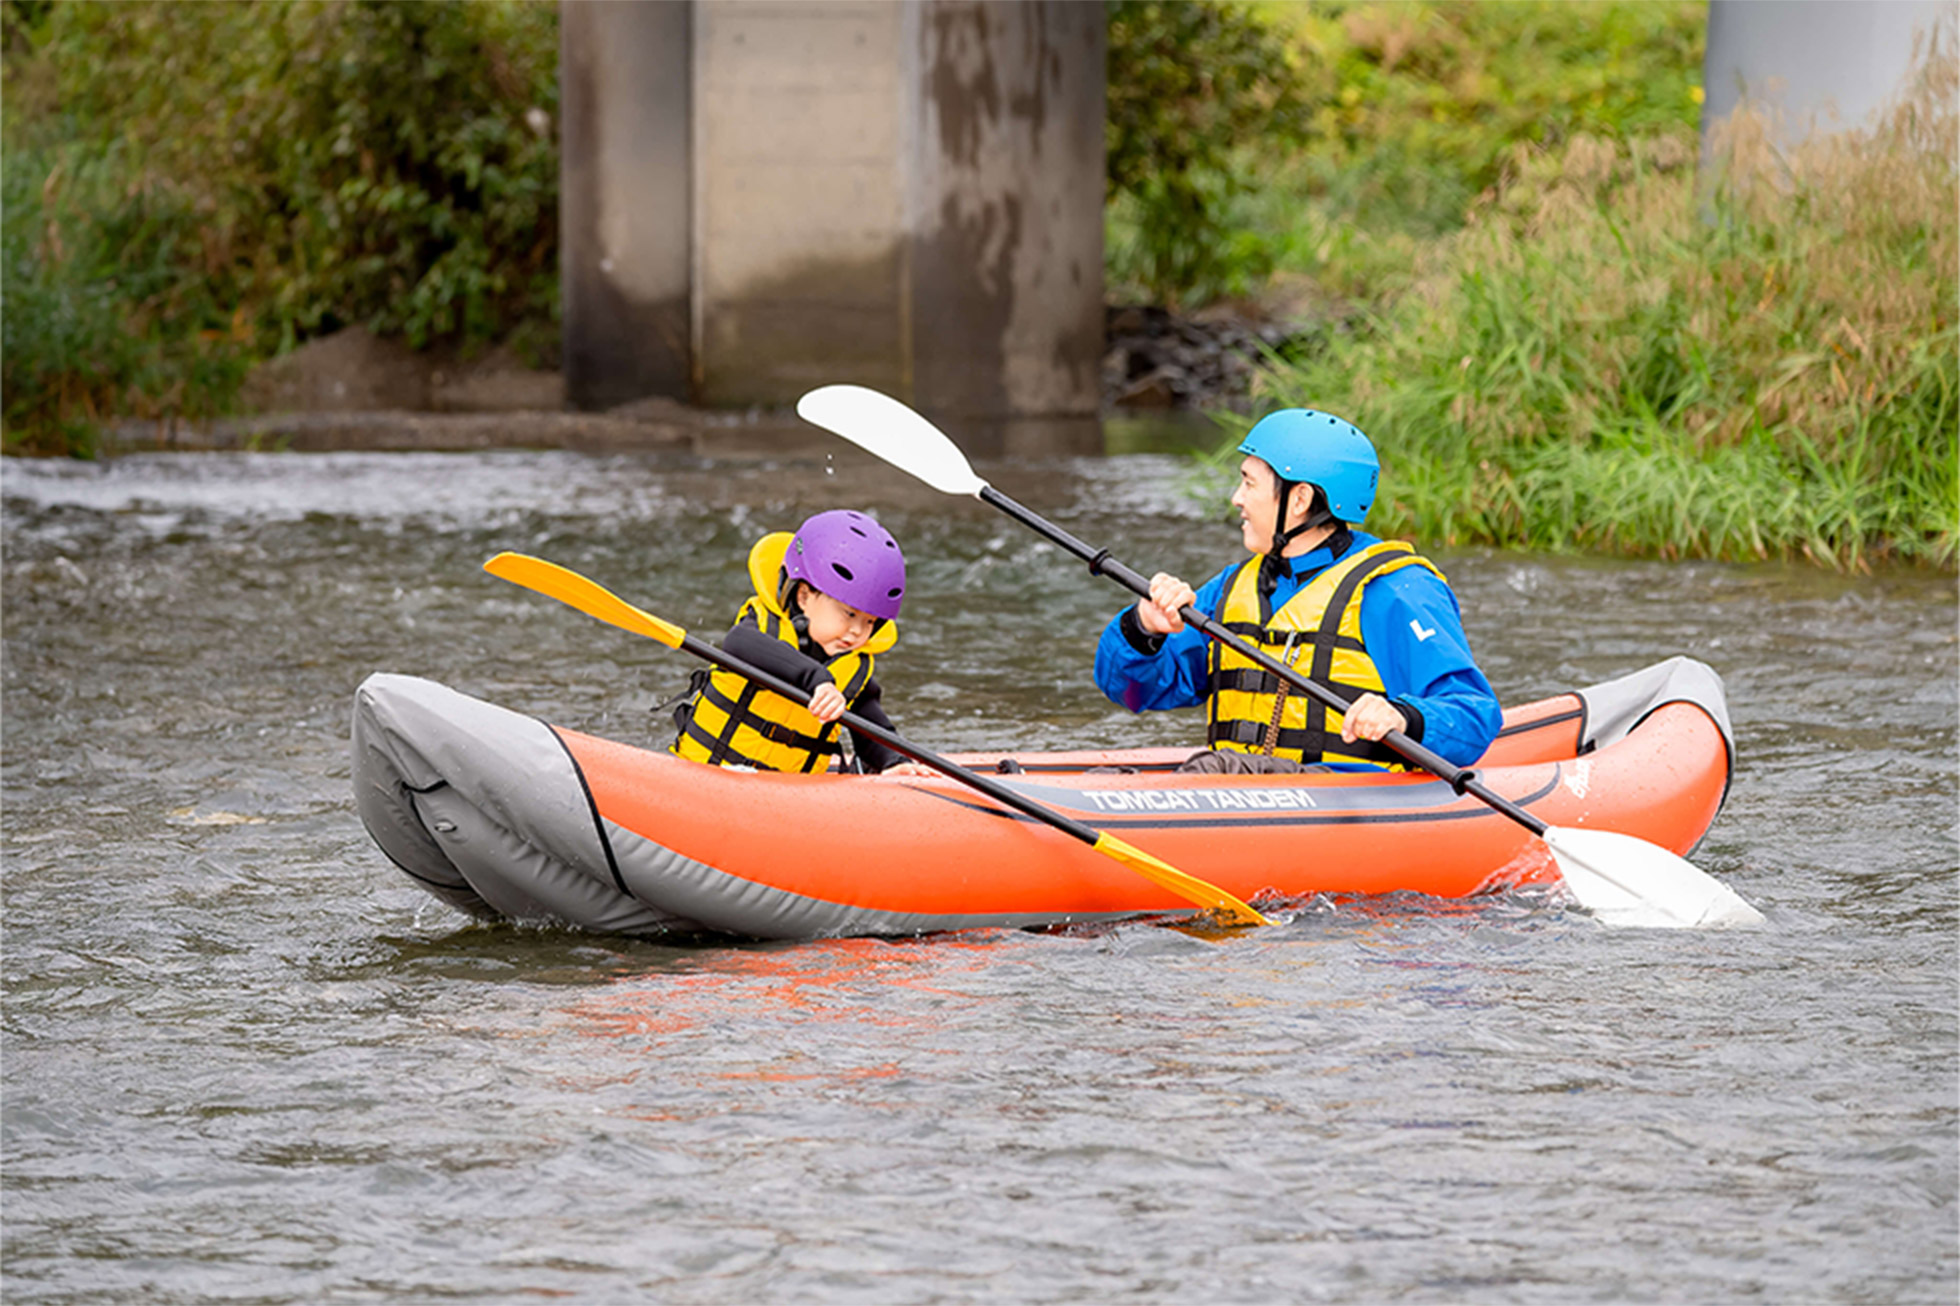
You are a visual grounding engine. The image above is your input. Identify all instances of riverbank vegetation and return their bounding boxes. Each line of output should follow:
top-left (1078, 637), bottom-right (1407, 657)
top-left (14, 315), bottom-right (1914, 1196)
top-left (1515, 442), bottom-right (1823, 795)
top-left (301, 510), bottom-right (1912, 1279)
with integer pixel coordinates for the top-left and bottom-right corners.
top-left (2, 0), bottom-right (557, 455)
top-left (4, 1), bottom-right (1951, 569)
top-left (1216, 15), bottom-right (1957, 570)
top-left (1106, 1), bottom-right (1707, 309)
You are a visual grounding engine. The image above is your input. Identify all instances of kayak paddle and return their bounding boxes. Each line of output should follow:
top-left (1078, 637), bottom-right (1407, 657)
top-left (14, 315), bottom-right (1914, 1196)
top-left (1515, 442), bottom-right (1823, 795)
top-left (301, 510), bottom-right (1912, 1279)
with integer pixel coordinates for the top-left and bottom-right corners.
top-left (482, 551), bottom-right (1273, 928)
top-left (794, 384), bottom-right (1765, 930)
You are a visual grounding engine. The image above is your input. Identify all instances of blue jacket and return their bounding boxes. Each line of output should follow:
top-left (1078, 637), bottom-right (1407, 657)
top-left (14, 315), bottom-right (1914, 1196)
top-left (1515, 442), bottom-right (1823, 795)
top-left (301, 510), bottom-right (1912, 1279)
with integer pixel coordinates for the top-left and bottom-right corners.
top-left (1094, 531), bottom-right (1501, 769)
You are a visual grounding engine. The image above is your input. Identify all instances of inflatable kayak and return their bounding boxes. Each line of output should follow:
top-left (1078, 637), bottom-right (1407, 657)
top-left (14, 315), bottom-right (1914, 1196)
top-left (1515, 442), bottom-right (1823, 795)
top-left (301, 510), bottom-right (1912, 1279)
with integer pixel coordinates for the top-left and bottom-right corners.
top-left (351, 657), bottom-right (1733, 939)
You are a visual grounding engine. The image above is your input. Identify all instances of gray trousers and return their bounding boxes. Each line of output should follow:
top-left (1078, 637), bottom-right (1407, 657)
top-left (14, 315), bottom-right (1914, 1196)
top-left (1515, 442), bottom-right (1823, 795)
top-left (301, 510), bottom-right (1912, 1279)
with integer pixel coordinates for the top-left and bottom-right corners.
top-left (1176, 750), bottom-right (1331, 776)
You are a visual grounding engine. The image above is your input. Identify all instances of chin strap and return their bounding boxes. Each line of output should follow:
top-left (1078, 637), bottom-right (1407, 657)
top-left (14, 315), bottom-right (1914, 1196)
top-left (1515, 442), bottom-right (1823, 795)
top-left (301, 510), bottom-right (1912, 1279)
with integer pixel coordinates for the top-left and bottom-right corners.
top-left (1258, 482), bottom-right (1337, 603)
top-left (777, 569), bottom-right (816, 648)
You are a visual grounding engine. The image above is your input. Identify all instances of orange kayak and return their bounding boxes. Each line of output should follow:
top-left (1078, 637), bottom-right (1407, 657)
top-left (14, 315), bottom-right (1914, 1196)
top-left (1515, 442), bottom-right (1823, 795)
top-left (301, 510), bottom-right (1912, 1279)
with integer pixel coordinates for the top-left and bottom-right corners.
top-left (352, 657), bottom-right (1732, 938)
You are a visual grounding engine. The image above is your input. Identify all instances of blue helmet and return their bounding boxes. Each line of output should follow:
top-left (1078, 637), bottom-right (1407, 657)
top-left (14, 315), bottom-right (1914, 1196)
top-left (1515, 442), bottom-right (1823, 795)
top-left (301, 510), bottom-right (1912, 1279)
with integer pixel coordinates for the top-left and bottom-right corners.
top-left (1237, 409), bottom-right (1379, 525)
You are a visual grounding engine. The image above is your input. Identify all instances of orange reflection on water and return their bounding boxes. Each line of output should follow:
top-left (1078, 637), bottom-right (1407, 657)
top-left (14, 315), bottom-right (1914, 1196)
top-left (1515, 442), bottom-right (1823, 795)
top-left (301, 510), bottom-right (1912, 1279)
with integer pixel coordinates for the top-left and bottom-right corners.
top-left (559, 935), bottom-right (1022, 1120)
top-left (565, 933), bottom-right (1013, 1044)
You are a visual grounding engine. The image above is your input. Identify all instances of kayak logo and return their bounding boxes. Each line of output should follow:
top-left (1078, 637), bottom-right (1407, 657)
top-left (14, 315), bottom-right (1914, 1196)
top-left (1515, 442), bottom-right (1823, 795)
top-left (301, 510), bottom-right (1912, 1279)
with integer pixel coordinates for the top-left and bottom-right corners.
top-left (1563, 760), bottom-right (1592, 799)
top-left (1077, 787), bottom-right (1319, 814)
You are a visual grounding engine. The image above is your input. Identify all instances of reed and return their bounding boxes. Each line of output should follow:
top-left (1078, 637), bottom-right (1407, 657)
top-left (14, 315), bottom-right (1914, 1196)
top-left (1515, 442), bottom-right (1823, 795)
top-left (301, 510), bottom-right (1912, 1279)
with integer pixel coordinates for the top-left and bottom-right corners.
top-left (1243, 38), bottom-right (1958, 569)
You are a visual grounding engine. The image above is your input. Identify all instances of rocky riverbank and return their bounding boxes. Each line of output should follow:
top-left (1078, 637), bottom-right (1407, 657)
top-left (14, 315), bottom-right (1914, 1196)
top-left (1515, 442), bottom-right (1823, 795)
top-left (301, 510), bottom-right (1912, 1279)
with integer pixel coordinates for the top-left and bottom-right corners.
top-left (1101, 303), bottom-right (1309, 411)
top-left (102, 306), bottom-right (1308, 456)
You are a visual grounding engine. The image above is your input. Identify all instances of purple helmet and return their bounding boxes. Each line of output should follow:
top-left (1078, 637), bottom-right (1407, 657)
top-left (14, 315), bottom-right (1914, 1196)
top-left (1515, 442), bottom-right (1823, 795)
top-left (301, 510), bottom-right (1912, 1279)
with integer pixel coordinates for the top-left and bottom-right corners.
top-left (782, 509), bottom-right (907, 620)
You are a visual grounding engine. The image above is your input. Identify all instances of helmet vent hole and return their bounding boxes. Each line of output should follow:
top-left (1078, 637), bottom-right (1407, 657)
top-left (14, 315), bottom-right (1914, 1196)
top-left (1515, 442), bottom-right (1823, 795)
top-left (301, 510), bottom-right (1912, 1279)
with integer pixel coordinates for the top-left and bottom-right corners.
top-left (830, 562), bottom-right (856, 582)
top-left (849, 526), bottom-right (867, 537)
top-left (888, 586), bottom-right (902, 598)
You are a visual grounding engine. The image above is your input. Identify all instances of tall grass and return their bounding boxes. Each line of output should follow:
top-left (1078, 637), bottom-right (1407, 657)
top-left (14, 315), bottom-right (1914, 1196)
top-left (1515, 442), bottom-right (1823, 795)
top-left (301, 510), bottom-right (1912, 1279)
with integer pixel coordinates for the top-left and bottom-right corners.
top-left (1242, 37), bottom-right (1958, 570)
top-left (1109, 1), bottom-right (1708, 310)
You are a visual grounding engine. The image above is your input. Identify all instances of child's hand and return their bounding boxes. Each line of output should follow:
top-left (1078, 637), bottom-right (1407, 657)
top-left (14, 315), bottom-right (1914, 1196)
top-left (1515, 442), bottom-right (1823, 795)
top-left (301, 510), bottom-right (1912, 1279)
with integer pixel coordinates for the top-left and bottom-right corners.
top-left (880, 761), bottom-right (932, 777)
top-left (807, 681), bottom-right (847, 723)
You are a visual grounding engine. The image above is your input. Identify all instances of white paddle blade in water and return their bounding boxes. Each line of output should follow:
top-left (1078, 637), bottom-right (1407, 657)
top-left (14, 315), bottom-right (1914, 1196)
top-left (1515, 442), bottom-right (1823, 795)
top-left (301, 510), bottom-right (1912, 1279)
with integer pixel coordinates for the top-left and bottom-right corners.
top-left (1545, 825), bottom-right (1765, 929)
top-left (796, 385), bottom-right (988, 497)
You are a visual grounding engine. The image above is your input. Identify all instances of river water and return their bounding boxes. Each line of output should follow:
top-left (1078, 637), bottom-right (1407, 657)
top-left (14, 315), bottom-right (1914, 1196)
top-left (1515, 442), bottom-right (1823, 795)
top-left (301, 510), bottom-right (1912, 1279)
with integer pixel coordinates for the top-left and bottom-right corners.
top-left (3, 446), bottom-right (1954, 1304)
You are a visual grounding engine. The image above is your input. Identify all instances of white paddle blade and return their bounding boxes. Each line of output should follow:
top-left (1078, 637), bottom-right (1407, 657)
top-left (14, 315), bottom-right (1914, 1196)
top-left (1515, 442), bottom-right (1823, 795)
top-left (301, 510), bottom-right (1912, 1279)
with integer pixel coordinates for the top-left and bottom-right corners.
top-left (796, 385), bottom-right (988, 497)
top-left (1544, 826), bottom-right (1764, 929)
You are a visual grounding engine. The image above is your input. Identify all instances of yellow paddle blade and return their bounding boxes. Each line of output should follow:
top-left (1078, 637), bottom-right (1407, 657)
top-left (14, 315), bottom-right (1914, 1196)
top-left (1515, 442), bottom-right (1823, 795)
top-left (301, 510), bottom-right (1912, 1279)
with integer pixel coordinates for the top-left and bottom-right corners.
top-left (1090, 832), bottom-right (1271, 928)
top-left (483, 552), bottom-right (687, 649)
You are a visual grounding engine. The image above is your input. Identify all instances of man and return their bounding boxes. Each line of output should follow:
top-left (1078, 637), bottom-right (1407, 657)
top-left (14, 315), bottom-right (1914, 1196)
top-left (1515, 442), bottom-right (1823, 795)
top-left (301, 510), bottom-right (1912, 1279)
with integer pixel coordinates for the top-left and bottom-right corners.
top-left (1095, 408), bottom-right (1500, 774)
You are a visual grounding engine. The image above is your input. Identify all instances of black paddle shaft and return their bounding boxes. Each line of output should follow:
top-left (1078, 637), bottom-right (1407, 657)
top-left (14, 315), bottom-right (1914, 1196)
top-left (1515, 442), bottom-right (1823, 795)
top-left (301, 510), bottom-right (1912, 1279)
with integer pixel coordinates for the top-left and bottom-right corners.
top-left (674, 630), bottom-right (1114, 847)
top-left (976, 485), bottom-right (1551, 838)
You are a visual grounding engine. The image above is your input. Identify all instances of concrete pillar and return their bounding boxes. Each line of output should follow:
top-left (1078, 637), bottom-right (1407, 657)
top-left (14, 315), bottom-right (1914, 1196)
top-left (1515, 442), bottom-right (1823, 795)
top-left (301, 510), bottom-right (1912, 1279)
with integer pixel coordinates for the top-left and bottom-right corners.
top-left (911, 2), bottom-right (1107, 422)
top-left (561, 1), bottom-right (692, 410)
top-left (560, 0), bottom-right (1105, 427)
top-left (1702, 0), bottom-right (1953, 143)
top-left (693, 2), bottom-right (911, 406)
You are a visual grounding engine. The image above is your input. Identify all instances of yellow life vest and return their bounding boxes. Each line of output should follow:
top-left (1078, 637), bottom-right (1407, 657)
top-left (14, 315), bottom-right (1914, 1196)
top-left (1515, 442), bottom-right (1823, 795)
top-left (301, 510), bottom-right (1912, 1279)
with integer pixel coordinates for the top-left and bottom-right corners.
top-left (672, 533), bottom-right (898, 773)
top-left (1207, 540), bottom-right (1445, 770)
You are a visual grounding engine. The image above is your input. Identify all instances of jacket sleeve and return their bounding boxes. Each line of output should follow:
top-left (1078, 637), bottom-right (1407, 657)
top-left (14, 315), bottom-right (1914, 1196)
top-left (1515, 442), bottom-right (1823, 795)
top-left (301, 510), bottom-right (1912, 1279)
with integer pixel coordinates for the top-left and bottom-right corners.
top-left (1356, 567), bottom-right (1502, 767)
top-left (721, 616), bottom-right (832, 695)
top-left (1092, 567), bottom-right (1231, 714)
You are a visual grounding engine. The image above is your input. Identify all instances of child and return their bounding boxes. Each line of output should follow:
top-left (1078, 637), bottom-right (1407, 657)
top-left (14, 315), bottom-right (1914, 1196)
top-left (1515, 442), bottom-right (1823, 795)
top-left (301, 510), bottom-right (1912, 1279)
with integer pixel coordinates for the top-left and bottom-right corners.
top-left (671, 510), bottom-right (927, 775)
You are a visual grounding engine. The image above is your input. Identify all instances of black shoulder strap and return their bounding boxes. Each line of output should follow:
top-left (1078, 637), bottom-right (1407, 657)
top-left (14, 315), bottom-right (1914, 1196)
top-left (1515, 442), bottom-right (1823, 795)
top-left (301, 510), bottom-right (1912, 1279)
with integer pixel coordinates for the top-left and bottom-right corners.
top-left (1300, 547), bottom-right (1411, 753)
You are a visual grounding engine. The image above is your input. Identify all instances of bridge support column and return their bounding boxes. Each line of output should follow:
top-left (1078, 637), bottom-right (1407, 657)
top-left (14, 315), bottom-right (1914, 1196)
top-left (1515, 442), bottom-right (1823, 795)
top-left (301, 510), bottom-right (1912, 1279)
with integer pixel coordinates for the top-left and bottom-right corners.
top-left (1702, 0), bottom-right (1951, 143)
top-left (560, 0), bottom-right (692, 411)
top-left (560, 0), bottom-right (1104, 429)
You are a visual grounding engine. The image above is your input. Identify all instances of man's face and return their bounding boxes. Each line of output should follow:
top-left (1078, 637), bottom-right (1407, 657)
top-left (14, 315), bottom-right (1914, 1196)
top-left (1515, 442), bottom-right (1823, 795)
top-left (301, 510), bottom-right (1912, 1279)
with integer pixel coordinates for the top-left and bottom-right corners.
top-left (1231, 455), bottom-right (1300, 554)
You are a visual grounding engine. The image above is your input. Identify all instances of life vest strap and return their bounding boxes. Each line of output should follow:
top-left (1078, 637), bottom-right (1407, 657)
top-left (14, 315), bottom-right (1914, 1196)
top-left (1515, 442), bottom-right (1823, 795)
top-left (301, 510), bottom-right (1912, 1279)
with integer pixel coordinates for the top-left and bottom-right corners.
top-left (698, 680), bottom-right (836, 753)
top-left (1298, 548), bottom-right (1407, 742)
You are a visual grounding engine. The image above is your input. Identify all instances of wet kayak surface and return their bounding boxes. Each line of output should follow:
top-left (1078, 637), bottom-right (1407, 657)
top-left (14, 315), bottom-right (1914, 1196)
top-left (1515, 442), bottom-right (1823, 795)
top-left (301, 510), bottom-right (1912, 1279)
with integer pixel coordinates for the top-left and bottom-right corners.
top-left (4, 448), bottom-right (1954, 1303)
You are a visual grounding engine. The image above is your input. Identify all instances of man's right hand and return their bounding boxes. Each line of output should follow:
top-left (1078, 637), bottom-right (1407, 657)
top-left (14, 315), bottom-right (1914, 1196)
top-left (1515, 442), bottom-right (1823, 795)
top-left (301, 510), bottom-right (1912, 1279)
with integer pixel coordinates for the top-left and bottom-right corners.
top-left (1135, 572), bottom-right (1196, 636)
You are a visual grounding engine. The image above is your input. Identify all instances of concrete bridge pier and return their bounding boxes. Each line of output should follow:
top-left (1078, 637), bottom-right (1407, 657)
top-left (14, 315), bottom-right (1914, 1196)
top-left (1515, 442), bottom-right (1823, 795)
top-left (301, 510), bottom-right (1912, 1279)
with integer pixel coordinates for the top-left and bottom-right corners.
top-left (561, 0), bottom-right (1105, 440)
top-left (1701, 0), bottom-right (1953, 143)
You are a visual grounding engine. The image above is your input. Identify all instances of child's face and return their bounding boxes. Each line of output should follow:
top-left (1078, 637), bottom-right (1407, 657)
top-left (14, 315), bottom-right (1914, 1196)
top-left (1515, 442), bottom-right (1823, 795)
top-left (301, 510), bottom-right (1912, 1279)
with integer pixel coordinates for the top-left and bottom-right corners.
top-left (798, 584), bottom-right (878, 656)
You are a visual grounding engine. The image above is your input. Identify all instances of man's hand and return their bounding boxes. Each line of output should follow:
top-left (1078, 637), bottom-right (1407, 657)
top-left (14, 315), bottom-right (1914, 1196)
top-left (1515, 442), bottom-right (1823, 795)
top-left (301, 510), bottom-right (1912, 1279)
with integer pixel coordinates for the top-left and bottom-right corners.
top-left (1340, 692), bottom-right (1408, 744)
top-left (1135, 572), bottom-right (1196, 636)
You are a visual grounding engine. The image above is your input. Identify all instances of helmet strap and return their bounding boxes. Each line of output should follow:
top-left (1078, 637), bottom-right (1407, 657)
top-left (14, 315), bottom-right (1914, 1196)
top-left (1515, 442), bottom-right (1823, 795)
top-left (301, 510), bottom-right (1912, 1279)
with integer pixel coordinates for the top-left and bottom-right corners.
top-left (779, 574), bottom-right (814, 644)
top-left (1259, 481), bottom-right (1335, 601)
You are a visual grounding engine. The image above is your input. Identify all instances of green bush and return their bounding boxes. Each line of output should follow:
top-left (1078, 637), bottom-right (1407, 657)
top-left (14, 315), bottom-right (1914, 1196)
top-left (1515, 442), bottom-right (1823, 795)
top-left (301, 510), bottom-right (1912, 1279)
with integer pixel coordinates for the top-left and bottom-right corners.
top-left (1259, 1), bottom-right (1705, 236)
top-left (1, 140), bottom-right (253, 454)
top-left (1, 0), bottom-right (558, 454)
top-left (1105, 0), bottom-right (1313, 305)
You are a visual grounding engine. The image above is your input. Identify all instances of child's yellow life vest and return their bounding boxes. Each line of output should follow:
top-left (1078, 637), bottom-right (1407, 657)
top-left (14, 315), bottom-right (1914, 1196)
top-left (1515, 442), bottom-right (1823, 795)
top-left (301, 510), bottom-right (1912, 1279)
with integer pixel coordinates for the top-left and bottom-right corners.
top-left (672, 532), bottom-right (897, 773)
